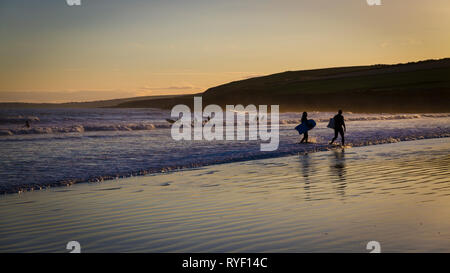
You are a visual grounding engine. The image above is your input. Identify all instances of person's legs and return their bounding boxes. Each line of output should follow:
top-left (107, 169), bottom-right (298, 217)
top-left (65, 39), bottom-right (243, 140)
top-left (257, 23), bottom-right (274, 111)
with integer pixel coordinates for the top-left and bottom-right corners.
top-left (339, 128), bottom-right (345, 146)
top-left (300, 132), bottom-right (308, 143)
top-left (330, 129), bottom-right (338, 144)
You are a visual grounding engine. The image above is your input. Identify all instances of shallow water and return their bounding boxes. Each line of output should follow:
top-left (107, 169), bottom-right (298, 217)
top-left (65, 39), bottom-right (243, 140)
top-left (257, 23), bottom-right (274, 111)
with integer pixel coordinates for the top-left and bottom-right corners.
top-left (0, 108), bottom-right (449, 193)
top-left (0, 138), bottom-right (449, 252)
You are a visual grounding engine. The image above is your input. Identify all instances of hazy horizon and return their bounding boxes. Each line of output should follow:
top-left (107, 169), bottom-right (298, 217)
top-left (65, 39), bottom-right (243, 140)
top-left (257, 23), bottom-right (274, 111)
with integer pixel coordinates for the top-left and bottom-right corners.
top-left (1, 0), bottom-right (449, 103)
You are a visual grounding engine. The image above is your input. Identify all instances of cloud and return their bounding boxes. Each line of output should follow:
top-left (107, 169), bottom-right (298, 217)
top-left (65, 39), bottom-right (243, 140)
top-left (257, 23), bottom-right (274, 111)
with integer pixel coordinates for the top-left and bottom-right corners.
top-left (140, 85), bottom-right (196, 91)
top-left (380, 42), bottom-right (390, 48)
top-left (135, 84), bottom-right (200, 96)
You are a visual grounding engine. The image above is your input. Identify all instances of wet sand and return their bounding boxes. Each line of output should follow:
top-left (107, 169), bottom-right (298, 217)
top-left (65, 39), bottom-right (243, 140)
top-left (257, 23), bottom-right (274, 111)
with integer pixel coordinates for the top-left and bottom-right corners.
top-left (0, 138), bottom-right (449, 252)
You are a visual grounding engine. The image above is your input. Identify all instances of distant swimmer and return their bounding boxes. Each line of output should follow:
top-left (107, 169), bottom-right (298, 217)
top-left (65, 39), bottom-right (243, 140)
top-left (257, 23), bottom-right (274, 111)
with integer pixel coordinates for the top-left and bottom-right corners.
top-left (25, 120), bottom-right (31, 128)
top-left (202, 116), bottom-right (211, 126)
top-left (329, 109), bottom-right (346, 146)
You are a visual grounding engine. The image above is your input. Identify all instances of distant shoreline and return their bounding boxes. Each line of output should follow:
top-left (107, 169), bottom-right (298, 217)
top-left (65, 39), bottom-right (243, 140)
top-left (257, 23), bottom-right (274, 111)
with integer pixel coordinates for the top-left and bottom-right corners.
top-left (1, 103), bottom-right (449, 114)
top-left (0, 94), bottom-right (182, 109)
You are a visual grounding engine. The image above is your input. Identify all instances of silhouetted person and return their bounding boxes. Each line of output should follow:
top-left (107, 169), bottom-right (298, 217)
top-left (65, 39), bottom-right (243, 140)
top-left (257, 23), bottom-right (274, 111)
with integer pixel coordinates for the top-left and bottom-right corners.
top-left (330, 110), bottom-right (346, 146)
top-left (300, 112), bottom-right (309, 143)
top-left (25, 120), bottom-right (31, 128)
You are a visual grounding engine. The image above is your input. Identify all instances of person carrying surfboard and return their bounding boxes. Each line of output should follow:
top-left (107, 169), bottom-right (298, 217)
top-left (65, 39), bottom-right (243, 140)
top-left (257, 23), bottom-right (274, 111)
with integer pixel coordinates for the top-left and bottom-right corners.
top-left (295, 112), bottom-right (316, 144)
top-left (329, 110), bottom-right (346, 146)
top-left (299, 112), bottom-right (309, 143)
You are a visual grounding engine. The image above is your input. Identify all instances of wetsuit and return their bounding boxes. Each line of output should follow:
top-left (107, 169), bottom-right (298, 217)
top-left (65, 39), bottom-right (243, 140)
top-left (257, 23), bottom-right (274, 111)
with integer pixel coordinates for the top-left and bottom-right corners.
top-left (331, 114), bottom-right (345, 145)
top-left (300, 116), bottom-right (308, 143)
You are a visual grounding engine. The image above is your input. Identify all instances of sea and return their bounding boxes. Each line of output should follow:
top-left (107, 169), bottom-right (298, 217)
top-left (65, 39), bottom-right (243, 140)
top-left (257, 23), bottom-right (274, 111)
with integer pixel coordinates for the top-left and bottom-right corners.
top-left (0, 107), bottom-right (449, 194)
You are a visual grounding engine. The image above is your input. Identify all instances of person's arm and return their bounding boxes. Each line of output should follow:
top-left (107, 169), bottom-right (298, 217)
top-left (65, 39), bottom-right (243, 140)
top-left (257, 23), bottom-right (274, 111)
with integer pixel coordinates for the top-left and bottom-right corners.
top-left (343, 118), bottom-right (346, 132)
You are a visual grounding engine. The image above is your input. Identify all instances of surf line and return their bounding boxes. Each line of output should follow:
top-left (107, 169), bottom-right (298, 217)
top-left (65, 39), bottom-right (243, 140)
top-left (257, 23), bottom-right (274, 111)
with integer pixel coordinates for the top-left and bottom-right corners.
top-left (170, 97), bottom-right (279, 151)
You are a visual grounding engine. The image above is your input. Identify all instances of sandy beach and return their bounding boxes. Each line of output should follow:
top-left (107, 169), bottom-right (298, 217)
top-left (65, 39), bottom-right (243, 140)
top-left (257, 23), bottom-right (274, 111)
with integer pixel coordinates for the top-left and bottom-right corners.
top-left (0, 138), bottom-right (449, 253)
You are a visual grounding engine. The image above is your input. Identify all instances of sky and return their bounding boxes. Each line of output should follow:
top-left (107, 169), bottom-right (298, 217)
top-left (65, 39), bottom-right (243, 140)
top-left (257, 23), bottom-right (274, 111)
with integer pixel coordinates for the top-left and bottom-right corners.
top-left (0, 0), bottom-right (449, 103)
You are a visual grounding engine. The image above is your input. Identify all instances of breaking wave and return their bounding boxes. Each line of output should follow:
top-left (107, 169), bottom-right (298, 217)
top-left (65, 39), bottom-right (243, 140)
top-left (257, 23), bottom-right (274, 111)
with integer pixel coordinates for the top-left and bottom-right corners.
top-left (0, 115), bottom-right (40, 124)
top-left (0, 123), bottom-right (173, 136)
top-left (1, 113), bottom-right (450, 136)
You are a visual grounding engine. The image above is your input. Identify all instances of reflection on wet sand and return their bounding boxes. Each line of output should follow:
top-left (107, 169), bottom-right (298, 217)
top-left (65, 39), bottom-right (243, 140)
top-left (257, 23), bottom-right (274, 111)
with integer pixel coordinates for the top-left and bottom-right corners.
top-left (299, 149), bottom-right (347, 200)
top-left (330, 148), bottom-right (347, 198)
top-left (299, 154), bottom-right (313, 201)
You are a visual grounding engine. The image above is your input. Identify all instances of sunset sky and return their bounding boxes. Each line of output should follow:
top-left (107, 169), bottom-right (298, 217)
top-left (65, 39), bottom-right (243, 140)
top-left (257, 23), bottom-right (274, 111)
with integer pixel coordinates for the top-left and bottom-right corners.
top-left (1, 0), bottom-right (449, 102)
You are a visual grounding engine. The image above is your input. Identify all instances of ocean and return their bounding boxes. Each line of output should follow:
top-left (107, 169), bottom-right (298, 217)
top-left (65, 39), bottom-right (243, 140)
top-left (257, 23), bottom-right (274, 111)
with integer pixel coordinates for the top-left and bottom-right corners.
top-left (0, 108), bottom-right (449, 194)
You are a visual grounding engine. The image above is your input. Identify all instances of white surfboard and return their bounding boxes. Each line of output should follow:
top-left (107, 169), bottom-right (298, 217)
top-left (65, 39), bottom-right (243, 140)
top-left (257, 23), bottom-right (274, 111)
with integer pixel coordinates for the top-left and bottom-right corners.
top-left (327, 118), bottom-right (335, 129)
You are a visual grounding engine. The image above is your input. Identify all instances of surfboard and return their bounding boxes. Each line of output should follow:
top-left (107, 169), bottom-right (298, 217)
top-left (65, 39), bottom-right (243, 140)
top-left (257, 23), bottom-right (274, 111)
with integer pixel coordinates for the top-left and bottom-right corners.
top-left (166, 118), bottom-right (176, 124)
top-left (327, 118), bottom-right (335, 129)
top-left (295, 119), bottom-right (316, 134)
